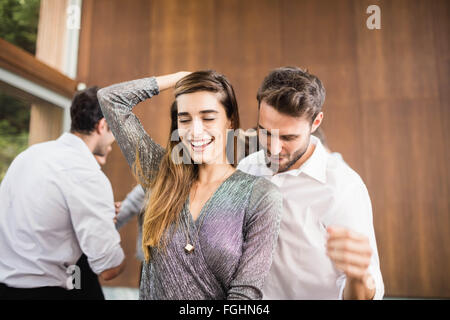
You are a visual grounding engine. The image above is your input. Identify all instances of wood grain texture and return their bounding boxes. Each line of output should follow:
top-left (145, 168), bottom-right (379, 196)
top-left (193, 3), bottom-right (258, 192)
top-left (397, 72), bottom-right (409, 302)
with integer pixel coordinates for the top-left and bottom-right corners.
top-left (26, 0), bottom-right (76, 145)
top-left (78, 0), bottom-right (450, 297)
top-left (28, 104), bottom-right (63, 146)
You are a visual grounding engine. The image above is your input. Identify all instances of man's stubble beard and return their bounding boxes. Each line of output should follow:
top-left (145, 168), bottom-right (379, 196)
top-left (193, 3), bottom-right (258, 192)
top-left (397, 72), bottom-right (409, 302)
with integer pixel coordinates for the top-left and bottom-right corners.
top-left (264, 135), bottom-right (311, 174)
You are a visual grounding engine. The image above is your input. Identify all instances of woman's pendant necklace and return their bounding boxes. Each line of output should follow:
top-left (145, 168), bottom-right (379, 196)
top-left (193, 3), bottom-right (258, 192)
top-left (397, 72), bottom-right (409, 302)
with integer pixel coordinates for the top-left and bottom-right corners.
top-left (184, 185), bottom-right (197, 254)
top-left (183, 212), bottom-right (195, 253)
top-left (184, 243), bottom-right (194, 253)
top-left (183, 168), bottom-right (234, 254)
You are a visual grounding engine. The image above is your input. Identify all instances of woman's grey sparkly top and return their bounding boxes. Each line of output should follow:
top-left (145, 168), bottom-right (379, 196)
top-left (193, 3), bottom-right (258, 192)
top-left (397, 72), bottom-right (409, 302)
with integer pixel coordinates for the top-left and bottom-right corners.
top-left (97, 77), bottom-right (282, 300)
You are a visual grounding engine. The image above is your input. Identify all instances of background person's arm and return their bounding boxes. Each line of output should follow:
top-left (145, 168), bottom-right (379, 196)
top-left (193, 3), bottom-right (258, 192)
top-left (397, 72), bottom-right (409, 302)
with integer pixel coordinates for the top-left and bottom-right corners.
top-left (115, 184), bottom-right (146, 230)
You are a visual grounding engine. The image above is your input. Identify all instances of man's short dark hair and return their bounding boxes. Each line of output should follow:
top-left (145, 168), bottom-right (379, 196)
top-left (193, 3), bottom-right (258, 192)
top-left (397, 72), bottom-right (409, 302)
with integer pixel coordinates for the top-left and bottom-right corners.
top-left (257, 66), bottom-right (326, 123)
top-left (70, 86), bottom-right (104, 134)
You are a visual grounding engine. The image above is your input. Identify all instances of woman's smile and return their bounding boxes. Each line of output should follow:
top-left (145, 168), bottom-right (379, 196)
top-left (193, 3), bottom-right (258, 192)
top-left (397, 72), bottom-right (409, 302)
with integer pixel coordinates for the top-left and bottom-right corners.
top-left (189, 137), bottom-right (214, 152)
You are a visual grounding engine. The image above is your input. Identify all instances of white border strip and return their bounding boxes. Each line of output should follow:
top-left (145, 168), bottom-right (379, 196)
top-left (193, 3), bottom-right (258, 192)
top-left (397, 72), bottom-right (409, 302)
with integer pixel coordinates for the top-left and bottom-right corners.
top-left (64, 0), bottom-right (82, 79)
top-left (62, 0), bottom-right (83, 132)
top-left (0, 67), bottom-right (71, 109)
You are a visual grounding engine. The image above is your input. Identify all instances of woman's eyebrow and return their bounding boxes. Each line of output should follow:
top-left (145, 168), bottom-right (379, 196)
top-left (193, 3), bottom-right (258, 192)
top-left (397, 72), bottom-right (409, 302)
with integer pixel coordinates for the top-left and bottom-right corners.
top-left (178, 110), bottom-right (219, 117)
top-left (199, 109), bottom-right (219, 114)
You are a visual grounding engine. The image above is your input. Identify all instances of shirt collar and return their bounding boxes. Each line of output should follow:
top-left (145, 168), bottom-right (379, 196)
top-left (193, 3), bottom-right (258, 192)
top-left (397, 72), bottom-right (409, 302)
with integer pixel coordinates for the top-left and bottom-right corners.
top-left (57, 132), bottom-right (100, 170)
top-left (272, 135), bottom-right (328, 184)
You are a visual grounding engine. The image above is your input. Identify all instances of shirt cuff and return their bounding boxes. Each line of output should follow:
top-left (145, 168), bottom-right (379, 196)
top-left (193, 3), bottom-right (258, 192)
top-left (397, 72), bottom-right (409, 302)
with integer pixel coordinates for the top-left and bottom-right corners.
top-left (88, 244), bottom-right (125, 275)
top-left (368, 266), bottom-right (385, 300)
top-left (337, 274), bottom-right (347, 300)
top-left (337, 269), bottom-right (385, 300)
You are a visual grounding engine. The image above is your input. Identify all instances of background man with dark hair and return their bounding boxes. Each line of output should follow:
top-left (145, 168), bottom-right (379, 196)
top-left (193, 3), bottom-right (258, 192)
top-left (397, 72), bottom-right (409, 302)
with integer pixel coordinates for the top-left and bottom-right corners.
top-left (0, 87), bottom-right (125, 300)
top-left (238, 67), bottom-right (384, 299)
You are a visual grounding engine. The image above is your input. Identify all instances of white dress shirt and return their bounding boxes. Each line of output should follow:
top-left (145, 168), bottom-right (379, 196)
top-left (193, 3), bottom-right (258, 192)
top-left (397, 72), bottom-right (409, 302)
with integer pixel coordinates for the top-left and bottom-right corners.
top-left (238, 135), bottom-right (384, 299)
top-left (0, 133), bottom-right (124, 289)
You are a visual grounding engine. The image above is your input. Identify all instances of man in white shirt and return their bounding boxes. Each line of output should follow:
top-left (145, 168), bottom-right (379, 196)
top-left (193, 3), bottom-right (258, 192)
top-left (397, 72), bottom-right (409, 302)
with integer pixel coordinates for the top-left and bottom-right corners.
top-left (0, 87), bottom-right (125, 299)
top-left (237, 67), bottom-right (384, 299)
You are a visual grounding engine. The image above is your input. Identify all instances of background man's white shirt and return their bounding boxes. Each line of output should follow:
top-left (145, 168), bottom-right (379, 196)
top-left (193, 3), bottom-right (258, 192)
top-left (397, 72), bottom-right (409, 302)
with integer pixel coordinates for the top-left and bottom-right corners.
top-left (0, 133), bottom-right (124, 289)
top-left (238, 135), bottom-right (384, 299)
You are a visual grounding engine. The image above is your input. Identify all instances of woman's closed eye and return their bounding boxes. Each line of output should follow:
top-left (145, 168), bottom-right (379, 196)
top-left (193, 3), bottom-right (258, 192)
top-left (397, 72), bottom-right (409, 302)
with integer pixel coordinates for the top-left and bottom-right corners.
top-left (179, 118), bottom-right (216, 123)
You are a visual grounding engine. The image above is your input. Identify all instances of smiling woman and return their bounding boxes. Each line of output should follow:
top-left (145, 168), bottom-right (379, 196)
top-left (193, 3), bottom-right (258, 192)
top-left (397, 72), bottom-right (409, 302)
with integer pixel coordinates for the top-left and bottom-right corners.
top-left (177, 101), bottom-right (221, 161)
top-left (97, 70), bottom-right (283, 300)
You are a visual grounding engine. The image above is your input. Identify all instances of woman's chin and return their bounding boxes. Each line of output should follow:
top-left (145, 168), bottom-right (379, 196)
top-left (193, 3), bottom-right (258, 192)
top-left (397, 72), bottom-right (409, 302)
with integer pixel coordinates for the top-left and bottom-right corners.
top-left (190, 153), bottom-right (221, 165)
top-left (190, 154), bottom-right (211, 165)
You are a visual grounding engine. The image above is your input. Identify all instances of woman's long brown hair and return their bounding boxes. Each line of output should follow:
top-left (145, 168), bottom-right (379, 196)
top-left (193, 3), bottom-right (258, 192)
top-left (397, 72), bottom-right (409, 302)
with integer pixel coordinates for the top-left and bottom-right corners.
top-left (135, 70), bottom-right (240, 261)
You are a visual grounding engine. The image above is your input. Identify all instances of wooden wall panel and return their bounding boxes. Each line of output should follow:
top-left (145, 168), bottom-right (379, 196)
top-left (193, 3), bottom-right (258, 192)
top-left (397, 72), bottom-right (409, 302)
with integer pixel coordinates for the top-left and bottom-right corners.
top-left (36, 0), bottom-right (69, 70)
top-left (212, 0), bottom-right (283, 128)
top-left (280, 0), bottom-right (365, 173)
top-left (351, 0), bottom-right (450, 297)
top-left (78, 0), bottom-right (450, 297)
top-left (28, 104), bottom-right (63, 146)
top-left (28, 0), bottom-right (70, 145)
top-left (77, 0), bottom-right (153, 288)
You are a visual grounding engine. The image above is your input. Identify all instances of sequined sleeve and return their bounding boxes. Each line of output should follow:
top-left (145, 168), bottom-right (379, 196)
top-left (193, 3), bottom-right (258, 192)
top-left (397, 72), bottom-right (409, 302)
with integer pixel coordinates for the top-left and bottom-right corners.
top-left (97, 77), bottom-right (165, 184)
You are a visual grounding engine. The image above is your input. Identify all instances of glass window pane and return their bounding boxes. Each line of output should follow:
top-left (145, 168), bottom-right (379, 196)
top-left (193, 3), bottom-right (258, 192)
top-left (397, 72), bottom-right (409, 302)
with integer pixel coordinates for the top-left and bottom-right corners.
top-left (0, 90), bottom-right (30, 182)
top-left (0, 0), bottom-right (41, 54)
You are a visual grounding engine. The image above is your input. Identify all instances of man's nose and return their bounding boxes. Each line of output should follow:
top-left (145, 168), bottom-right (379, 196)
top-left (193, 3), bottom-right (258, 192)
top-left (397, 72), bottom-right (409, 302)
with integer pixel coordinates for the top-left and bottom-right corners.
top-left (270, 136), bottom-right (282, 156)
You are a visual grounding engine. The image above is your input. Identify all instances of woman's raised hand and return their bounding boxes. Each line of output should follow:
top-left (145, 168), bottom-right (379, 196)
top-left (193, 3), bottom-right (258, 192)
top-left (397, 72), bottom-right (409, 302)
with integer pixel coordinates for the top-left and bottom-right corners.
top-left (155, 71), bottom-right (191, 91)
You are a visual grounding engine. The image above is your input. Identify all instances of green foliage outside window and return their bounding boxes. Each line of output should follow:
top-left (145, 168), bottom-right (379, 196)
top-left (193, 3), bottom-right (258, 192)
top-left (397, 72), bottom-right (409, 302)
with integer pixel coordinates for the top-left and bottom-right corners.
top-left (0, 0), bottom-right (40, 182)
top-left (0, 0), bottom-right (40, 54)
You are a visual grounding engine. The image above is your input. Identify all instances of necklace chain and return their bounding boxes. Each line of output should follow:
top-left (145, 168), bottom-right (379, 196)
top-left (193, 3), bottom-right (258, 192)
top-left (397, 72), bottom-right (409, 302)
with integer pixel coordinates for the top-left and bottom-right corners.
top-left (182, 168), bottom-right (234, 253)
